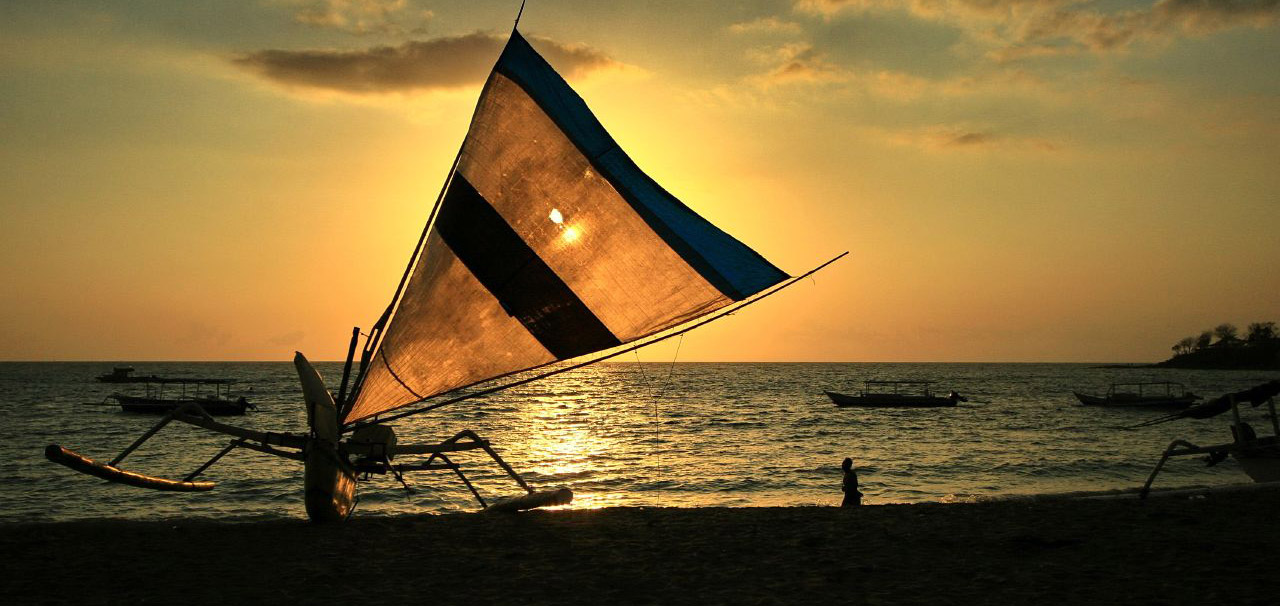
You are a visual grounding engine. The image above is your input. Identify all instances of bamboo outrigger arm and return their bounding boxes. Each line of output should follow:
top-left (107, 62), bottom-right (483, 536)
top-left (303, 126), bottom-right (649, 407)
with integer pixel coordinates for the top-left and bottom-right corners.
top-left (45, 403), bottom-right (309, 492)
top-left (46, 398), bottom-right (565, 511)
top-left (1139, 439), bottom-right (1222, 499)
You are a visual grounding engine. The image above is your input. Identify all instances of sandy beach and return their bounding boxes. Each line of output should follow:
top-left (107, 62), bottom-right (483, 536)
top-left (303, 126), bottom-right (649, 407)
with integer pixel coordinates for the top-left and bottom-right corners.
top-left (3, 487), bottom-right (1276, 605)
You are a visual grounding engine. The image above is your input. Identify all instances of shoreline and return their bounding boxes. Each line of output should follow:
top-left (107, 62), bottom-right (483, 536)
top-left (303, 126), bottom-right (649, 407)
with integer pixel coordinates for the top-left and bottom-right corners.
top-left (4, 486), bottom-right (1277, 604)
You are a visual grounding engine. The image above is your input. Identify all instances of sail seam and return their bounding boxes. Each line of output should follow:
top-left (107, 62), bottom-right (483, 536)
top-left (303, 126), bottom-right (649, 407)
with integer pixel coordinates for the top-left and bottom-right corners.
top-left (377, 346), bottom-right (425, 401)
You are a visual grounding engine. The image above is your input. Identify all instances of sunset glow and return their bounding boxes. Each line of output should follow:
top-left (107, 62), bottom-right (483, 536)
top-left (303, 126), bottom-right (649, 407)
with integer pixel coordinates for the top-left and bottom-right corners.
top-left (2, 1), bottom-right (1277, 363)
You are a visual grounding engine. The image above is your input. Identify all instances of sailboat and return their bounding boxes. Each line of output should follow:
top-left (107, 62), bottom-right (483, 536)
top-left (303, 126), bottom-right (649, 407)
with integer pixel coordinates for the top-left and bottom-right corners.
top-left (46, 22), bottom-right (844, 523)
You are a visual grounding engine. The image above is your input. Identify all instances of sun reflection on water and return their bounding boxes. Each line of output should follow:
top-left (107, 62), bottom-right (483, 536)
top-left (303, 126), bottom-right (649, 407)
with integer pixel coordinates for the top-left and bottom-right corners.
top-left (525, 396), bottom-right (599, 478)
top-left (496, 366), bottom-right (651, 510)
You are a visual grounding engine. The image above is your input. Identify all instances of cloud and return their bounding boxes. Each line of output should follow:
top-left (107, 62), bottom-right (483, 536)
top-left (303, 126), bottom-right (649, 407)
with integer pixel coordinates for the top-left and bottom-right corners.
top-left (232, 32), bottom-right (621, 95)
top-left (790, 0), bottom-right (1280, 58)
top-left (948, 131), bottom-right (994, 146)
top-left (728, 17), bottom-right (805, 35)
top-left (289, 0), bottom-right (434, 36)
top-left (746, 43), bottom-right (851, 87)
top-left (792, 0), bottom-right (884, 18)
top-left (872, 125), bottom-right (1062, 152)
top-left (1156, 0), bottom-right (1280, 34)
top-left (861, 69), bottom-right (932, 100)
top-left (1006, 0), bottom-right (1280, 57)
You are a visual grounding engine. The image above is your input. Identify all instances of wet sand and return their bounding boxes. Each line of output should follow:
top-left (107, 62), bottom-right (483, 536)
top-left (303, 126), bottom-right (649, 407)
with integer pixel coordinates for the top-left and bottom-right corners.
top-left (3, 488), bottom-right (1276, 605)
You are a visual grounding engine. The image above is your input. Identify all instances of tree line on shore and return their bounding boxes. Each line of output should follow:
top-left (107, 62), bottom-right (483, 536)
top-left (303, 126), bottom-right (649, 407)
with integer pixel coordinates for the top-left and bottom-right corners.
top-left (1170, 322), bottom-right (1277, 356)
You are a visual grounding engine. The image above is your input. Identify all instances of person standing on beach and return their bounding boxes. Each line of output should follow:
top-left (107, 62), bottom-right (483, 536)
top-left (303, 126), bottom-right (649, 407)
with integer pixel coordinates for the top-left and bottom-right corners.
top-left (841, 457), bottom-right (863, 507)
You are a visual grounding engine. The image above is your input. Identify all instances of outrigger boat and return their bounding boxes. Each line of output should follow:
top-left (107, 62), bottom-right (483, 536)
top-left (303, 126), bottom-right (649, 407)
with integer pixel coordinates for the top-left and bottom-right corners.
top-left (108, 376), bottom-right (254, 416)
top-left (45, 15), bottom-right (843, 523)
top-left (826, 381), bottom-right (965, 408)
top-left (1136, 380), bottom-right (1280, 497)
top-left (1074, 381), bottom-right (1200, 408)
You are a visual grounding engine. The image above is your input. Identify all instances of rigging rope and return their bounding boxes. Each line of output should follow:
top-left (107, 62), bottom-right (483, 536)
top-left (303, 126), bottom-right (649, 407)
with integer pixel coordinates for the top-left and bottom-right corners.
top-left (630, 334), bottom-right (683, 507)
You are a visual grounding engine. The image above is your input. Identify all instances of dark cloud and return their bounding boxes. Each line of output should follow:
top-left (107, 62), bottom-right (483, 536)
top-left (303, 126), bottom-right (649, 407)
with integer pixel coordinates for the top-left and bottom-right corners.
top-left (795, 0), bottom-right (1279, 59)
top-left (948, 131), bottom-right (994, 146)
top-left (1154, 0), bottom-right (1280, 34)
top-left (751, 43), bottom-right (849, 86)
top-left (232, 32), bottom-right (619, 94)
top-left (1005, 0), bottom-right (1279, 57)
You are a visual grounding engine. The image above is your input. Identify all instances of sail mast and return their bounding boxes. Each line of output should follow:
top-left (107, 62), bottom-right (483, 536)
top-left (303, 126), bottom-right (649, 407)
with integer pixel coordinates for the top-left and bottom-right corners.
top-left (335, 326), bottom-right (360, 408)
top-left (343, 146), bottom-right (464, 416)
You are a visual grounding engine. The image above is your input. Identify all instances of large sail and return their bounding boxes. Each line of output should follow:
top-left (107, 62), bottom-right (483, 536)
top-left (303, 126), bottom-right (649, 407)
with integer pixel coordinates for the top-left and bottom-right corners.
top-left (346, 31), bottom-right (788, 424)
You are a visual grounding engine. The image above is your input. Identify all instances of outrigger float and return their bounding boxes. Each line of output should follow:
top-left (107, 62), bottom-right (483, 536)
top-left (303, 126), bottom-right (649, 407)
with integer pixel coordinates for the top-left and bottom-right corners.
top-left (45, 14), bottom-right (841, 523)
top-left (1136, 380), bottom-right (1280, 497)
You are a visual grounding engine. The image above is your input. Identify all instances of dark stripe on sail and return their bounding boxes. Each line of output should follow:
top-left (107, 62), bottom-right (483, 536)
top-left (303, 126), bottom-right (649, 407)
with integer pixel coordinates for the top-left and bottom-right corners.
top-left (491, 32), bottom-right (789, 301)
top-left (435, 173), bottom-right (622, 359)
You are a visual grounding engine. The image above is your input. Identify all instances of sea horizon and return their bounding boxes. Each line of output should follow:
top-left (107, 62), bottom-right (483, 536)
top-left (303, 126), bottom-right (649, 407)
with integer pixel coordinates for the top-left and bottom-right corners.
top-left (5, 361), bottom-right (1277, 523)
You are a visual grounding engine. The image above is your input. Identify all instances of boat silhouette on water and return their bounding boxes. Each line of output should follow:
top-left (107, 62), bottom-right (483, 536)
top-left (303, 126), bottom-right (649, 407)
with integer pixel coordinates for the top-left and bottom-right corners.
top-left (95, 366), bottom-right (163, 384)
top-left (826, 380), bottom-right (965, 408)
top-left (1074, 381), bottom-right (1200, 408)
top-left (108, 376), bottom-right (254, 416)
top-left (45, 13), bottom-right (843, 523)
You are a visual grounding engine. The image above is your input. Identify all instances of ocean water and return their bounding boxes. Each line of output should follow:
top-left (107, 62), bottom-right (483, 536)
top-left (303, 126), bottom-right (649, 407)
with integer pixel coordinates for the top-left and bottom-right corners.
top-left (1, 362), bottom-right (1276, 522)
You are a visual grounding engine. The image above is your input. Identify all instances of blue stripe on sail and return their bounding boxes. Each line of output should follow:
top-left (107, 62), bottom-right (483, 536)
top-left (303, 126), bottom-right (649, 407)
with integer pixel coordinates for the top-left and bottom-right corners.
top-left (493, 31), bottom-right (788, 301)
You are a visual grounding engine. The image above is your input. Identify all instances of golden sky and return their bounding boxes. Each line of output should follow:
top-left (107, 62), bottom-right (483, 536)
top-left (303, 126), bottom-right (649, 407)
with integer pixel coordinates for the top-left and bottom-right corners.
top-left (1, 1), bottom-right (1277, 362)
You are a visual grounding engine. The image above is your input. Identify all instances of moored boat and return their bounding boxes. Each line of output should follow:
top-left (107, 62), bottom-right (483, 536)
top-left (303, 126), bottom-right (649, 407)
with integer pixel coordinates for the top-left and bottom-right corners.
top-left (826, 381), bottom-right (965, 408)
top-left (1074, 382), bottom-right (1199, 408)
top-left (109, 377), bottom-right (255, 415)
top-left (96, 367), bottom-right (136, 382)
top-left (111, 394), bottom-right (254, 416)
top-left (95, 366), bottom-right (164, 383)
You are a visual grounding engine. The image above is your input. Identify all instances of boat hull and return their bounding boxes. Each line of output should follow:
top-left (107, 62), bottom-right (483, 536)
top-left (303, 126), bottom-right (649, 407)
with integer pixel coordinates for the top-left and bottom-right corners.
top-left (112, 395), bottom-right (252, 415)
top-left (295, 351), bottom-right (357, 523)
top-left (304, 444), bottom-right (358, 523)
top-left (1073, 392), bottom-right (1198, 408)
top-left (1234, 446), bottom-right (1280, 483)
top-left (826, 391), bottom-right (956, 408)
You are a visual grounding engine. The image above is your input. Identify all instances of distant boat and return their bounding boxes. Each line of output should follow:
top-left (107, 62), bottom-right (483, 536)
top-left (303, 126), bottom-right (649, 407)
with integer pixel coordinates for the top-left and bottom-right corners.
top-left (826, 381), bottom-right (965, 408)
top-left (1138, 380), bottom-right (1280, 496)
top-left (109, 377), bottom-right (255, 416)
top-left (95, 367), bottom-right (162, 383)
top-left (1074, 382), bottom-right (1200, 408)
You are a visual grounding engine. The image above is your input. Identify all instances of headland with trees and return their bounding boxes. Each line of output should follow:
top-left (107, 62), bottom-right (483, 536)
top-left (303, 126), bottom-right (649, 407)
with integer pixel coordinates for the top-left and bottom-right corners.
top-left (1160, 321), bottom-right (1280, 369)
